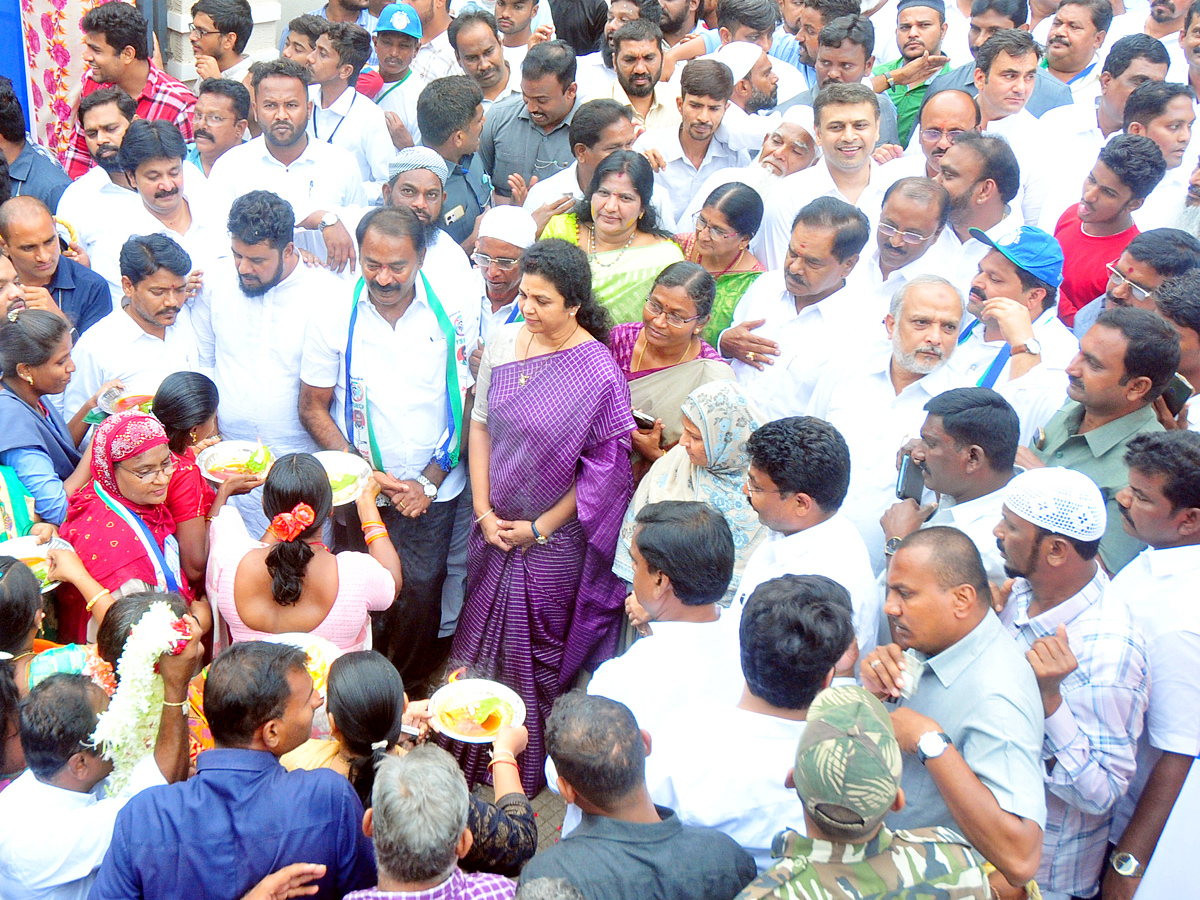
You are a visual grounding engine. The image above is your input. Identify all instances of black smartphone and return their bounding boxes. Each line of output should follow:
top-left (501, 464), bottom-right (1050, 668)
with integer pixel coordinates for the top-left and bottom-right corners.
top-left (631, 409), bottom-right (657, 430)
top-left (896, 454), bottom-right (926, 502)
top-left (1162, 372), bottom-right (1194, 418)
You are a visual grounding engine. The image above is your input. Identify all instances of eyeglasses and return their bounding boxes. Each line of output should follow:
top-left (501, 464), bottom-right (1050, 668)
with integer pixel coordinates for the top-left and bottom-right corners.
top-left (920, 128), bottom-right (967, 144)
top-left (117, 459), bottom-right (178, 482)
top-left (878, 222), bottom-right (933, 245)
top-left (1105, 262), bottom-right (1153, 302)
top-left (645, 297), bottom-right (702, 328)
top-left (472, 252), bottom-right (521, 272)
top-left (189, 24), bottom-right (221, 37)
top-left (693, 212), bottom-right (737, 242)
top-left (744, 480), bottom-right (789, 495)
top-left (192, 112), bottom-right (232, 127)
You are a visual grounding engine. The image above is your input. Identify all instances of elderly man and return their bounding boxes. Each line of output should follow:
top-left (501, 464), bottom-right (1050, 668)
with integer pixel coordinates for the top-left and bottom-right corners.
top-left (347, 746), bottom-right (517, 900)
top-left (995, 467), bottom-right (1150, 900)
top-left (722, 197), bottom-right (870, 421)
top-left (1043, 0), bottom-right (1111, 102)
top-left (0, 196), bottom-right (110, 337)
top-left (1169, 160), bottom-right (1200, 239)
top-left (953, 225), bottom-right (1078, 444)
top-left (881, 386), bottom-right (1020, 583)
top-left (872, 0), bottom-right (953, 144)
top-left (473, 204), bottom-right (537, 354)
top-left (90, 641), bottom-right (375, 900)
top-left (188, 78), bottom-right (250, 177)
top-left (863, 527), bottom-right (1047, 891)
top-left (808, 275), bottom-right (966, 571)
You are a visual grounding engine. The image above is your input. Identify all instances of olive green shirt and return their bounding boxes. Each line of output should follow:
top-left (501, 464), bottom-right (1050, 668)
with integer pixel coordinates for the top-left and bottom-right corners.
top-left (735, 825), bottom-right (992, 900)
top-left (1032, 400), bottom-right (1162, 573)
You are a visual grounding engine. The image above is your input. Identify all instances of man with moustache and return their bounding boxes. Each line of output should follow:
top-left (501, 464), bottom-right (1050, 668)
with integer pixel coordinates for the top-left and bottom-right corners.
top-left (362, 4), bottom-right (426, 147)
top-left (873, 0), bottom-right (953, 145)
top-left (711, 41), bottom-right (780, 153)
top-left (993, 467), bottom-right (1150, 900)
top-left (1137, 0), bottom-right (1188, 72)
top-left (660, 0), bottom-right (703, 46)
top-left (1041, 0), bottom-right (1111, 103)
top-left (575, 0), bottom-right (662, 99)
top-left (282, 0), bottom-right (378, 64)
top-left (1167, 159), bottom-right (1200, 238)
top-left (874, 89), bottom-right (981, 182)
top-left (188, 80), bottom-right (250, 179)
top-left (448, 8), bottom-right (518, 113)
top-left (606, 20), bottom-right (681, 133)
top-left (1123, 82), bottom-right (1198, 230)
top-left (494, 0), bottom-right (538, 70)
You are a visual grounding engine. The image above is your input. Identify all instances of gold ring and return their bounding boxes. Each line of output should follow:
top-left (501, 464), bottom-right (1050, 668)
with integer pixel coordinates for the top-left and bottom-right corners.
top-left (747, 351), bottom-right (756, 362)
top-left (398, 500), bottom-right (407, 509)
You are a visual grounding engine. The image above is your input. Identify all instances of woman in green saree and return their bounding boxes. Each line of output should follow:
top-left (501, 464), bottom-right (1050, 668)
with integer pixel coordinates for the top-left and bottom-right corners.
top-left (673, 181), bottom-right (766, 347)
top-left (541, 150), bottom-right (683, 324)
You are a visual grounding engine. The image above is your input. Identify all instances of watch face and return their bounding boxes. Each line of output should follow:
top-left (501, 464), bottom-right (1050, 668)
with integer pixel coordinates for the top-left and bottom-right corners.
top-left (918, 732), bottom-right (947, 758)
top-left (1113, 853), bottom-right (1140, 877)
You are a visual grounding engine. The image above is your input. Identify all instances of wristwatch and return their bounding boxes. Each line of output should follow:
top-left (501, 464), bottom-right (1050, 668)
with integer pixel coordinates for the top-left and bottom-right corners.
top-left (884, 536), bottom-right (904, 557)
top-left (319, 211), bottom-right (340, 230)
top-left (916, 731), bottom-right (953, 764)
top-left (1011, 337), bottom-right (1042, 356)
top-left (530, 520), bottom-right (550, 545)
top-left (1110, 852), bottom-right (1145, 878)
top-left (415, 474), bottom-right (438, 500)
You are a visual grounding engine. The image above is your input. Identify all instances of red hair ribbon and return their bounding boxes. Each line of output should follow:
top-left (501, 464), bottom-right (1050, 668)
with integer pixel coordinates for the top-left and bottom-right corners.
top-left (271, 502), bottom-right (316, 543)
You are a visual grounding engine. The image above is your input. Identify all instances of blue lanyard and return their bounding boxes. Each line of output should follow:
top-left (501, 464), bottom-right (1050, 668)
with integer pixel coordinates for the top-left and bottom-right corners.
top-left (977, 345), bottom-right (1012, 389)
top-left (958, 318), bottom-right (979, 345)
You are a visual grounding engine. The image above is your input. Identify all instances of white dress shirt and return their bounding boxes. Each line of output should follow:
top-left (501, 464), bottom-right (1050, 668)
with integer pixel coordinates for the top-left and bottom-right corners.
top-left (307, 84), bottom-right (395, 199)
top-left (372, 70), bottom-right (426, 145)
top-left (724, 274), bottom-right (876, 421)
top-left (574, 53), bottom-right (617, 101)
top-left (207, 136), bottom-right (366, 260)
top-left (0, 755), bottom-right (165, 900)
top-left (986, 108), bottom-right (1050, 227)
top-left (1035, 100), bottom-right (1107, 234)
top-left (950, 307), bottom-right (1079, 445)
top-left (63, 304), bottom-right (201, 421)
top-left (54, 166), bottom-right (139, 257)
top-left (1108, 543), bottom-right (1200, 840)
top-left (925, 482), bottom-right (1011, 584)
top-left (301, 267), bottom-right (479, 501)
top-left (808, 347), bottom-right (967, 572)
top-left (942, 212), bottom-right (1023, 295)
top-left (523, 160), bottom-right (584, 211)
top-left (754, 159), bottom-right (902, 269)
top-left (645, 705), bottom-right (808, 873)
top-left (1134, 162), bottom-right (1192, 231)
top-left (634, 127), bottom-right (750, 232)
top-left (843, 228), bottom-right (960, 329)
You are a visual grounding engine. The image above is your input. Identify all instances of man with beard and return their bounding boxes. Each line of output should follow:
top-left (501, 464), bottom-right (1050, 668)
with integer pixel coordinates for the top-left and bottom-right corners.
top-left (790, 0), bottom-right (861, 87)
top-left (993, 466), bottom-right (1149, 900)
top-left (1041, 0), bottom-right (1111, 103)
top-left (807, 275), bottom-right (966, 572)
top-left (1139, 0), bottom-right (1188, 71)
top-left (56, 88), bottom-right (139, 259)
top-left (361, 4), bottom-right (426, 148)
top-left (63, 234), bottom-right (201, 422)
top-left (209, 59), bottom-right (365, 273)
top-left (1053, 135), bottom-right (1166, 328)
top-left (711, 41), bottom-right (779, 152)
top-left (419, 76), bottom-right (491, 248)
top-left (873, 0), bottom-right (953, 145)
top-left (90, 120), bottom-right (229, 306)
top-left (576, 0), bottom-right (662, 99)
top-left (605, 20), bottom-right (681, 133)
top-left (660, 0), bottom-right (703, 46)
top-left (187, 79), bottom-right (250, 178)
top-left (448, 9), bottom-right (518, 113)
top-left (300, 206), bottom-right (476, 682)
top-left (1124, 82), bottom-right (1198, 230)
top-left (953, 225), bottom-right (1077, 445)
top-left (1072, 227), bottom-right (1200, 337)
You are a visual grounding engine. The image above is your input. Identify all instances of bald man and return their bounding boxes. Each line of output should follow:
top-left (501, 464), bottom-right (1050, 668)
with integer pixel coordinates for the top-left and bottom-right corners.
top-left (876, 89), bottom-right (981, 180)
top-left (0, 196), bottom-right (111, 336)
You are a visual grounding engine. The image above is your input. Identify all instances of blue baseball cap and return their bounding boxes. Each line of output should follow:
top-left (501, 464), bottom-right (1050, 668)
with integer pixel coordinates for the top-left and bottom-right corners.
top-left (968, 225), bottom-right (1064, 287)
top-left (375, 3), bottom-right (422, 39)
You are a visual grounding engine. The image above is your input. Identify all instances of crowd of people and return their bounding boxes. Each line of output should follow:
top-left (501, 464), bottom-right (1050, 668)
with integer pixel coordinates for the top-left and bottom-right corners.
top-left (0, 0), bottom-right (1197, 897)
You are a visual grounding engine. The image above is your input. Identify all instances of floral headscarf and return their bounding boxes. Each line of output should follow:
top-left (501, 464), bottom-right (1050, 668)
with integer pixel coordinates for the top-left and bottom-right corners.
top-left (91, 411), bottom-right (171, 499)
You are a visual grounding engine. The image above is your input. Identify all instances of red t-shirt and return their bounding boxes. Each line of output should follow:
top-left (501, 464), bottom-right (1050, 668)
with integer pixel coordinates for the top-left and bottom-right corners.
top-left (1054, 205), bottom-right (1139, 328)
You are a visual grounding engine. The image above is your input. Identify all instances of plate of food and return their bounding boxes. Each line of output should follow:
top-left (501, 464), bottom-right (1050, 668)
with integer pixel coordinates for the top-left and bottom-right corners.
top-left (429, 678), bottom-right (526, 743)
top-left (196, 441), bottom-right (274, 483)
top-left (313, 451), bottom-right (372, 506)
top-left (97, 385), bottom-right (156, 416)
top-left (0, 535), bottom-right (75, 593)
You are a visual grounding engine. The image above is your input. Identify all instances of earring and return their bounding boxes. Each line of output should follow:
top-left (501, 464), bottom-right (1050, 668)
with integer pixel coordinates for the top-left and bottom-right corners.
top-left (23, 375), bottom-right (33, 386)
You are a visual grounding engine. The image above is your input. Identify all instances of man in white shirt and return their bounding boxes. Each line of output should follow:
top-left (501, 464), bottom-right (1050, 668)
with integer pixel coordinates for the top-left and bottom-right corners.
top-left (636, 58), bottom-right (749, 232)
top-left (209, 58), bottom-right (365, 272)
top-left (1126, 81), bottom-right (1198, 229)
top-left (64, 234), bottom-right (200, 421)
top-left (1042, 0), bottom-right (1111, 104)
top-left (300, 206), bottom-right (478, 682)
top-left (494, 0), bottom-right (537, 70)
top-left (874, 87), bottom-right (980, 182)
top-left (574, 0), bottom-right (651, 99)
top-left (881, 386), bottom-right (1020, 583)
top-left (411, 0), bottom-right (463, 80)
top-left (447, 9), bottom-right (519, 113)
top-left (1103, 431), bottom-right (1200, 900)
top-left (1153, 270), bottom-right (1200, 430)
top-left (603, 20), bottom-right (682, 134)
top-left (954, 225), bottom-right (1079, 442)
top-left (306, 23), bottom-right (395, 198)
top-left (710, 41), bottom-right (780, 154)
top-left (731, 416), bottom-right (880, 658)
top-left (755, 82), bottom-right (897, 269)
top-left (369, 4), bottom-right (426, 147)
top-left (722, 196), bottom-right (870, 420)
top-left (807, 275), bottom-right (967, 571)
top-left (0, 635), bottom-right (197, 900)
top-left (647, 574), bottom-right (855, 872)
top-left (472, 204), bottom-right (536, 356)
top-left (192, 190), bottom-right (345, 534)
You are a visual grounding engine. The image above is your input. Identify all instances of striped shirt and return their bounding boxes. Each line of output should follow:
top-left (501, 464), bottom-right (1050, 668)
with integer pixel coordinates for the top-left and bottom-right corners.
top-left (344, 869), bottom-right (515, 900)
top-left (1000, 569), bottom-right (1150, 896)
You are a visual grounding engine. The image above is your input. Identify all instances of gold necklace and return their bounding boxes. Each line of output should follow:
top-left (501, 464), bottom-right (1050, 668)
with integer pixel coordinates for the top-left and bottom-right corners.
top-left (518, 322), bottom-right (579, 387)
top-left (587, 224), bottom-right (637, 268)
top-left (633, 331), bottom-right (694, 372)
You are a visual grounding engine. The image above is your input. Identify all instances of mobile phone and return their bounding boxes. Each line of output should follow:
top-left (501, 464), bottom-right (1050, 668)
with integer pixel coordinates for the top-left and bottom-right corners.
top-left (1162, 372), bottom-right (1194, 418)
top-left (896, 454), bottom-right (925, 502)
top-left (631, 409), bottom-right (657, 430)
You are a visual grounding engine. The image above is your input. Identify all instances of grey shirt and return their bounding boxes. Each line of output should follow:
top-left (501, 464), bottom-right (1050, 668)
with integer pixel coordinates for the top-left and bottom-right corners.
top-left (926, 63), bottom-right (1073, 118)
top-left (7, 140), bottom-right (72, 213)
top-left (781, 87), bottom-right (901, 147)
top-left (480, 93), bottom-right (580, 198)
top-left (1072, 294), bottom-right (1106, 339)
top-left (887, 610), bottom-right (1048, 835)
top-left (519, 805), bottom-right (757, 900)
top-left (440, 152), bottom-right (493, 245)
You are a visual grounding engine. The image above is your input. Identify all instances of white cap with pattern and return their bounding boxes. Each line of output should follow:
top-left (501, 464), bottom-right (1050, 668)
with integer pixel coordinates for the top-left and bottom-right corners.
top-left (1003, 467), bottom-right (1107, 541)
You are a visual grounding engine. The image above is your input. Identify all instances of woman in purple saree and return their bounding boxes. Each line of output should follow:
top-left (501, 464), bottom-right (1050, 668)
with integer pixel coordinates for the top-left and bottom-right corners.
top-left (450, 240), bottom-right (635, 794)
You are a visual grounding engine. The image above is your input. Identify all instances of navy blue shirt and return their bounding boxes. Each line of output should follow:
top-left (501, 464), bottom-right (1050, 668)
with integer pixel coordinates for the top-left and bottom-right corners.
top-left (47, 256), bottom-right (111, 338)
top-left (7, 141), bottom-right (72, 213)
top-left (88, 748), bottom-right (376, 900)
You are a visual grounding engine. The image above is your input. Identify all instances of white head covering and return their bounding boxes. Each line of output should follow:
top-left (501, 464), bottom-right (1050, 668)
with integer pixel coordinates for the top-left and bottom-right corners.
top-left (477, 206), bottom-right (537, 250)
top-left (777, 104), bottom-right (820, 161)
top-left (711, 41), bottom-right (763, 83)
top-left (388, 147), bottom-right (450, 186)
top-left (1003, 468), bottom-right (1107, 541)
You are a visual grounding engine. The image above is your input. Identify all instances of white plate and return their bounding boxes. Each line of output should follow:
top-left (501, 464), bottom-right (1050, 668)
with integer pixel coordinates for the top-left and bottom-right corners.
top-left (429, 678), bottom-right (526, 744)
top-left (0, 535), bottom-right (75, 593)
top-left (313, 451), bottom-right (372, 507)
top-left (96, 385), bottom-right (157, 416)
top-left (196, 441), bottom-right (274, 483)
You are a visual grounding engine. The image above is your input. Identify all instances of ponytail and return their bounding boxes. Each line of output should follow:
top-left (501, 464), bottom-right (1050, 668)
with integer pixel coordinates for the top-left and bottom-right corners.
top-left (265, 540), bottom-right (316, 607)
top-left (325, 651), bottom-right (406, 808)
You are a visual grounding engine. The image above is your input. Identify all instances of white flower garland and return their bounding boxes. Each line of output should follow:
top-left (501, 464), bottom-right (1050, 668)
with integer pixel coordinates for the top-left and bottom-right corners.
top-left (91, 602), bottom-right (189, 796)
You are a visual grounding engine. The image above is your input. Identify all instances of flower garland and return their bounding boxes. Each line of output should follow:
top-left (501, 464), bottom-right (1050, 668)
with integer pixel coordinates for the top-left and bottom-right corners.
top-left (90, 602), bottom-right (190, 796)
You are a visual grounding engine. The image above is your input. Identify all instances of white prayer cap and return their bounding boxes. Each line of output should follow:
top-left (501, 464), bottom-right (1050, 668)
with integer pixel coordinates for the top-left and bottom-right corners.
top-left (711, 41), bottom-right (763, 83)
top-left (477, 205), bottom-right (537, 250)
top-left (781, 104), bottom-right (816, 138)
top-left (1003, 468), bottom-right (1107, 542)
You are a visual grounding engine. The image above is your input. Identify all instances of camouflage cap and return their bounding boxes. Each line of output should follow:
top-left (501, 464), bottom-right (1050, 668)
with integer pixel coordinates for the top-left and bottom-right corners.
top-left (794, 685), bottom-right (903, 838)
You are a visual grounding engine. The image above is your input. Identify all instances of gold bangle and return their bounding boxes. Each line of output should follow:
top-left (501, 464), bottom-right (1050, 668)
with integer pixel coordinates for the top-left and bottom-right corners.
top-left (162, 700), bottom-right (188, 708)
top-left (474, 508), bottom-right (495, 524)
top-left (86, 589), bottom-right (110, 613)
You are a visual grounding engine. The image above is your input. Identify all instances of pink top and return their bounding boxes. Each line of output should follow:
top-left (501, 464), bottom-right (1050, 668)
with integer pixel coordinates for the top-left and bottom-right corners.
top-left (207, 506), bottom-right (395, 651)
top-left (608, 322), bottom-right (723, 382)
